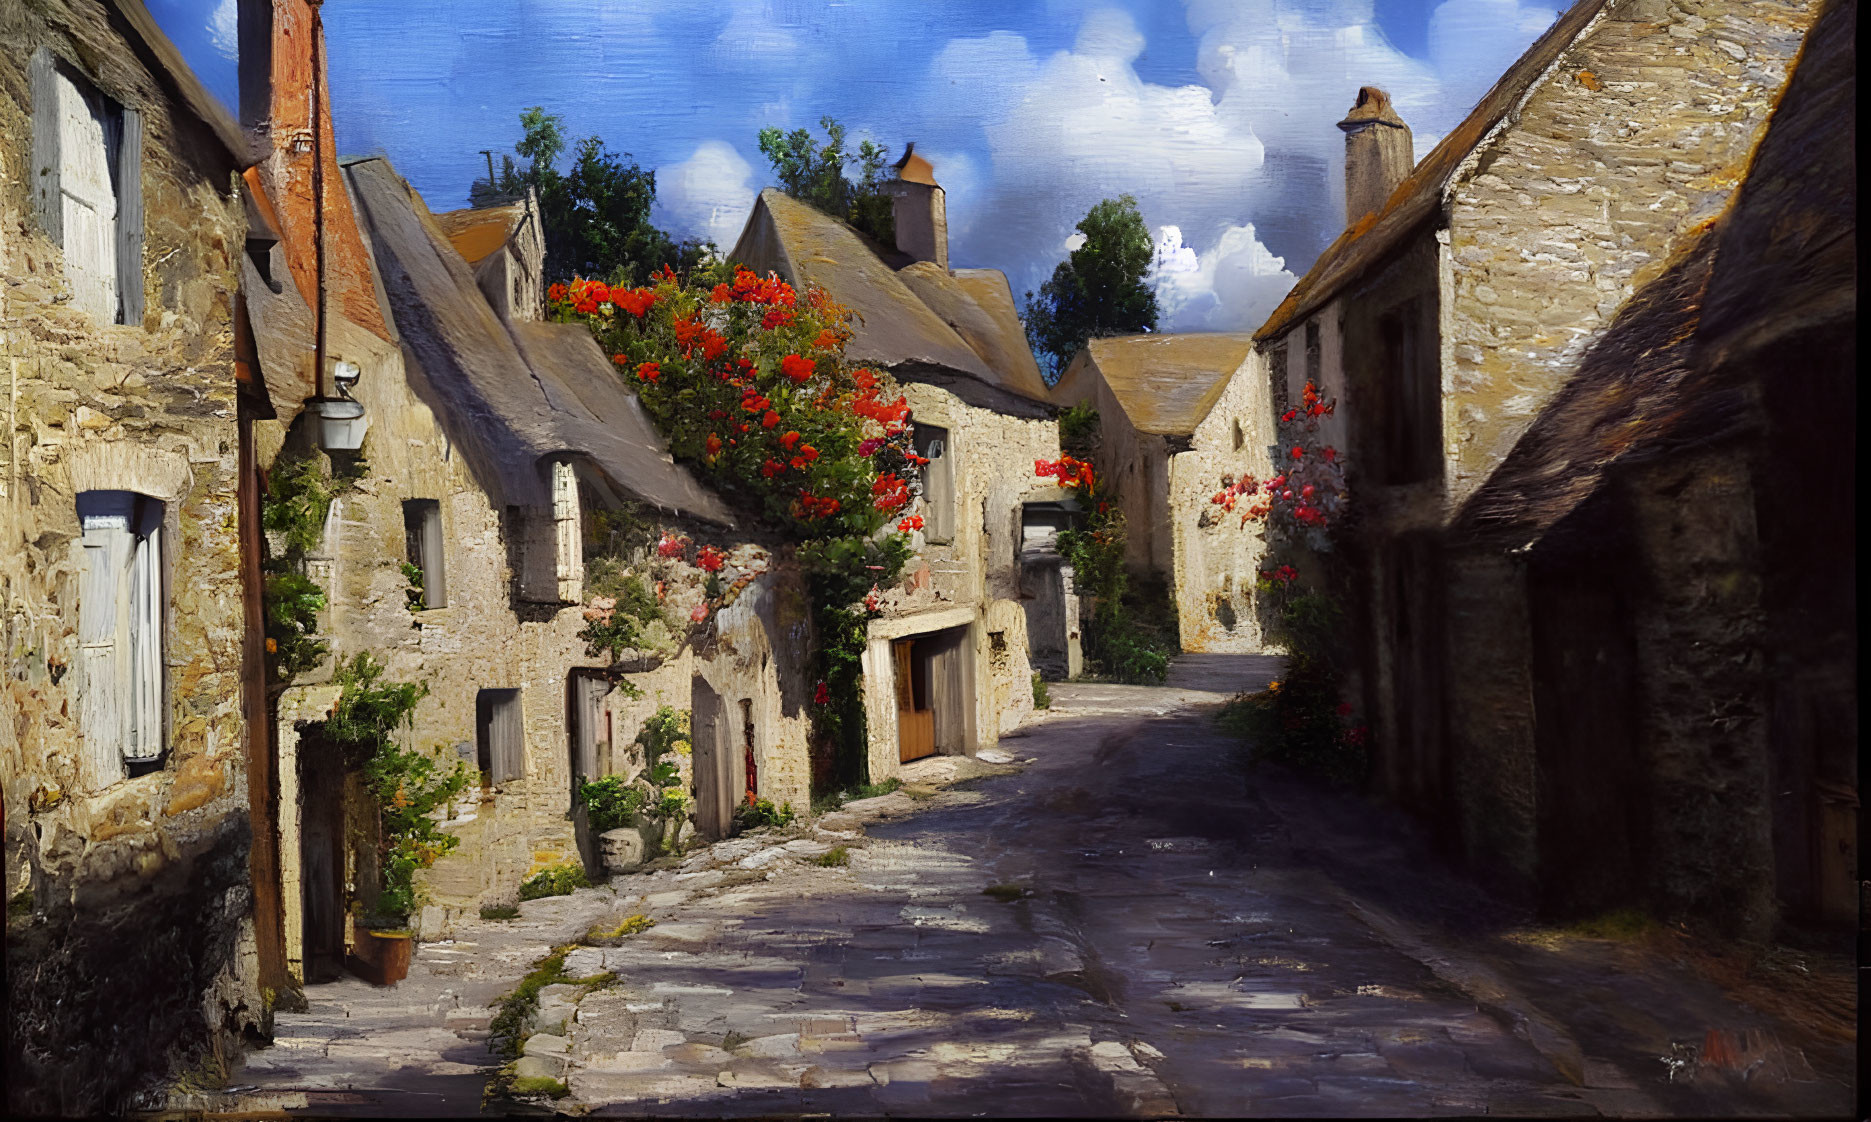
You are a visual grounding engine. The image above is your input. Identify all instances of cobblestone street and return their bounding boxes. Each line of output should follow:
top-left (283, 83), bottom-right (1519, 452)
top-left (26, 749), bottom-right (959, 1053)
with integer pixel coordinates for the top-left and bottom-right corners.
top-left (200, 655), bottom-right (1854, 1118)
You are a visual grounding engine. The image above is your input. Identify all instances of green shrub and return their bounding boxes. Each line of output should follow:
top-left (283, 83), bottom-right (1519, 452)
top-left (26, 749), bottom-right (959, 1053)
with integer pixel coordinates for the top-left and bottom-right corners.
top-left (480, 905), bottom-right (520, 921)
top-left (734, 797), bottom-right (795, 832)
top-left (578, 774), bottom-right (647, 833)
top-left (488, 944), bottom-right (573, 1058)
top-left (851, 777), bottom-right (901, 800)
top-left (1032, 673), bottom-right (1051, 709)
top-left (518, 863), bottom-right (590, 901)
top-left (813, 846), bottom-right (850, 867)
top-left (510, 1077), bottom-right (568, 1098)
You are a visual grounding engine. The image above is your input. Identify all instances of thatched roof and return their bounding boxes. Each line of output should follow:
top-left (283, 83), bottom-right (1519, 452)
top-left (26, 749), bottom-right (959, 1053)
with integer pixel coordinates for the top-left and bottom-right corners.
top-left (729, 189), bottom-right (1051, 417)
top-left (344, 156), bottom-right (733, 524)
top-left (1052, 333), bottom-right (1256, 437)
top-left (433, 203), bottom-right (529, 266)
top-left (1256, 0), bottom-right (1609, 343)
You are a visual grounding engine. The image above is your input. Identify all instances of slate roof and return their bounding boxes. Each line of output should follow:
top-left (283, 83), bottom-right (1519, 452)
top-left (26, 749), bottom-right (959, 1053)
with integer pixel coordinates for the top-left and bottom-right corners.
top-left (344, 156), bottom-right (733, 524)
top-left (1052, 333), bottom-right (1257, 437)
top-left (728, 189), bottom-right (1051, 417)
top-left (1255, 0), bottom-right (1610, 343)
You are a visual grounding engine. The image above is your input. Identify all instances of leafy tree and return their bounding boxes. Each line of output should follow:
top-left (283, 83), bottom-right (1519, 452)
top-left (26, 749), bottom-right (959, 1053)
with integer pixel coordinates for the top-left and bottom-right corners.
top-left (472, 108), bottom-right (709, 286)
top-left (1023, 195), bottom-right (1160, 381)
top-left (756, 116), bottom-right (895, 248)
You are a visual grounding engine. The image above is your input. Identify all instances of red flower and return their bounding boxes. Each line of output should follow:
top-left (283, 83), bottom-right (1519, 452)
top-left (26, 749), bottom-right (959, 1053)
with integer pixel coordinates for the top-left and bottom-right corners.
top-left (813, 681), bottom-right (830, 706)
top-left (897, 514), bottom-right (924, 532)
top-left (696, 545), bottom-right (725, 573)
top-left (762, 410), bottom-right (781, 429)
top-left (710, 283), bottom-right (733, 303)
top-left (1336, 702), bottom-right (1353, 716)
top-left (613, 288), bottom-right (657, 317)
top-left (781, 354), bottom-right (816, 383)
top-left (779, 431), bottom-right (801, 450)
top-left (813, 329), bottom-right (839, 350)
top-left (763, 307), bottom-right (795, 330)
top-left (1281, 410), bottom-right (1298, 423)
top-left (761, 458), bottom-right (785, 478)
top-left (611, 353), bottom-right (629, 366)
top-left (704, 434), bottom-right (722, 457)
top-left (635, 361), bottom-right (660, 384)
top-left (1322, 446), bottom-right (1339, 464)
top-left (797, 444), bottom-right (818, 462)
top-left (547, 283), bottom-right (568, 304)
top-left (1290, 445), bottom-right (1304, 459)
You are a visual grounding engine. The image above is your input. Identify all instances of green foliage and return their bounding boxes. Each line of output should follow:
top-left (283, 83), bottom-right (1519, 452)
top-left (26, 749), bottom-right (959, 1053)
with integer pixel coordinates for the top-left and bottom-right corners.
top-left (262, 453), bottom-right (335, 557)
top-left (982, 883), bottom-right (1030, 902)
top-left (473, 107), bottom-right (707, 286)
top-left (1219, 584), bottom-right (1364, 786)
top-left (263, 571), bottom-right (328, 682)
top-left (578, 774), bottom-right (648, 834)
top-left (518, 863), bottom-right (590, 902)
top-left (852, 777), bottom-right (902, 800)
top-left (488, 944), bottom-right (574, 1058)
top-left (510, 1077), bottom-right (569, 1099)
top-left (1023, 195), bottom-right (1160, 380)
top-left (480, 904), bottom-right (520, 921)
top-left (733, 797), bottom-right (795, 832)
top-left (585, 914), bottom-right (655, 943)
top-left (1031, 672), bottom-right (1051, 710)
top-left (813, 845), bottom-right (850, 868)
top-left (322, 654), bottom-right (467, 922)
top-left (1057, 402), bottom-right (1101, 456)
top-left (7, 887), bottom-right (32, 918)
top-left (400, 562), bottom-right (424, 613)
top-left (757, 116), bottom-right (895, 247)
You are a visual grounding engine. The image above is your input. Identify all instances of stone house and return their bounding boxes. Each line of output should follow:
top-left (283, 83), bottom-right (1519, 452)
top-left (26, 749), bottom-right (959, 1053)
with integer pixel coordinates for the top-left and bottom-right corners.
top-left (1050, 333), bottom-right (1277, 652)
top-left (1, 0), bottom-right (269, 1113)
top-left (730, 151), bottom-right (1063, 781)
top-left (1250, 0), bottom-right (1853, 937)
top-left (236, 2), bottom-right (811, 980)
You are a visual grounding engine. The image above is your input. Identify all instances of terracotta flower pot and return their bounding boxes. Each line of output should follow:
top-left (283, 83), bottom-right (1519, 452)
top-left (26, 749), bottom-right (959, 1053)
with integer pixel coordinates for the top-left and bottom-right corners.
top-left (368, 930), bottom-right (412, 986)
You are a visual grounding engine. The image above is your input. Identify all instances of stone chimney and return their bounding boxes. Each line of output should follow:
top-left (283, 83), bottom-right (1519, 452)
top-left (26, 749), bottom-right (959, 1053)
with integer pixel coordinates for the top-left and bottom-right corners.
top-left (1336, 87), bottom-right (1413, 227)
top-left (886, 143), bottom-right (947, 269)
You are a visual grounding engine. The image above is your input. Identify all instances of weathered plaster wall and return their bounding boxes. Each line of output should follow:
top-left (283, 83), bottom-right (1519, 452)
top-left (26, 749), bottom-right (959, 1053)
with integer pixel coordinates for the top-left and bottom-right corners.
top-left (1442, 0), bottom-right (1820, 506)
top-left (1, 3), bottom-right (264, 1113)
top-left (1171, 352), bottom-right (1276, 652)
top-left (862, 385), bottom-right (1055, 776)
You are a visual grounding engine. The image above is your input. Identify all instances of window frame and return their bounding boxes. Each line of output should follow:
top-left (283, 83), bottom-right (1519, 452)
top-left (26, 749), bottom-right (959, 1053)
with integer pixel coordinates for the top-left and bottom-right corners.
top-left (29, 48), bottom-right (144, 327)
top-left (76, 489), bottom-right (168, 784)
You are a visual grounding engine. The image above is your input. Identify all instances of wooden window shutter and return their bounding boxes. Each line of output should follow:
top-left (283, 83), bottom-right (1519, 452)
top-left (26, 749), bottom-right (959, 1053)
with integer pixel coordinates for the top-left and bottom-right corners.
top-left (551, 460), bottom-right (582, 603)
top-left (29, 49), bottom-right (64, 246)
top-left (914, 424), bottom-right (954, 544)
top-left (77, 492), bottom-right (135, 787)
top-left (125, 496), bottom-right (164, 762)
top-left (420, 502), bottom-right (446, 608)
top-left (114, 106), bottom-right (144, 326)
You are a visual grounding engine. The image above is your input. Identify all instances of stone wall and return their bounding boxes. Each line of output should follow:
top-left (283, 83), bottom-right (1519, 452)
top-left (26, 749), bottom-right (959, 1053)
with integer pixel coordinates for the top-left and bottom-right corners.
top-left (1170, 351), bottom-right (1276, 652)
top-left (1442, 0), bottom-right (1820, 506)
top-left (1, 2), bottom-right (264, 1113)
top-left (861, 384), bottom-right (1055, 776)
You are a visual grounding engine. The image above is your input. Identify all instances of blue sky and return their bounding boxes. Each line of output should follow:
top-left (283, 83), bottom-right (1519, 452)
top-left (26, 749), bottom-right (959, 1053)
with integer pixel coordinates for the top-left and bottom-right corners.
top-left (153, 0), bottom-right (1556, 332)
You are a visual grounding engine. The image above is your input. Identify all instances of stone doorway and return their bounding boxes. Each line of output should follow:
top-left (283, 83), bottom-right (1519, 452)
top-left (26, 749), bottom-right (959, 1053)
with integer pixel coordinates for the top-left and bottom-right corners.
top-left (297, 729), bottom-right (347, 984)
top-left (893, 624), bottom-right (973, 763)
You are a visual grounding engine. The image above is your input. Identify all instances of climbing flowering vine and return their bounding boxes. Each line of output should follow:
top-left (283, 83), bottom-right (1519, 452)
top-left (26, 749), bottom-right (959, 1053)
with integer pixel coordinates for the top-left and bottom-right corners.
top-left (1207, 380), bottom-right (1348, 552)
top-left (551, 263), bottom-right (922, 792)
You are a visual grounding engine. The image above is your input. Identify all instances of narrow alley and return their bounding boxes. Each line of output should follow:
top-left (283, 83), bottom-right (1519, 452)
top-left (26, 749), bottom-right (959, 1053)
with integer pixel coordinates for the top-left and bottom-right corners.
top-left (193, 655), bottom-right (1853, 1119)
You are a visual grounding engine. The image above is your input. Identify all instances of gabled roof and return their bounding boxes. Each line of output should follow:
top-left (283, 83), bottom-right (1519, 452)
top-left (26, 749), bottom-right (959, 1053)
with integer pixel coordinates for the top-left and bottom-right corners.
top-left (1255, 0), bottom-right (1609, 343)
top-left (106, 0), bottom-right (254, 167)
top-left (433, 203), bottom-right (529, 266)
top-left (1451, 0), bottom-right (1855, 551)
top-left (1054, 333), bottom-right (1256, 437)
top-left (344, 156), bottom-right (733, 525)
top-left (728, 189), bottom-right (1051, 415)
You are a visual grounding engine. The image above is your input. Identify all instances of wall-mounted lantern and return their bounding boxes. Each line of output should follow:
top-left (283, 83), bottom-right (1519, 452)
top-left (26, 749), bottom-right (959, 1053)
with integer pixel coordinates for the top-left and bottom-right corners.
top-left (313, 359), bottom-right (368, 450)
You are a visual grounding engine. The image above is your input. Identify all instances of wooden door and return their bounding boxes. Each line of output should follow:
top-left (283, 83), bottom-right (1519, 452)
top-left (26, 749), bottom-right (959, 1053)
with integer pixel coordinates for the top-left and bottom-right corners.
top-left (690, 679), bottom-right (735, 840)
top-left (299, 735), bottom-right (346, 984)
top-left (895, 639), bottom-right (935, 763)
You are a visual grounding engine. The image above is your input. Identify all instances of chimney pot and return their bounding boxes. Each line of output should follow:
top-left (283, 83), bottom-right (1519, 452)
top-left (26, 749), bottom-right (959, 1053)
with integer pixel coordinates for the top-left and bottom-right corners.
top-left (1337, 86), bottom-right (1414, 227)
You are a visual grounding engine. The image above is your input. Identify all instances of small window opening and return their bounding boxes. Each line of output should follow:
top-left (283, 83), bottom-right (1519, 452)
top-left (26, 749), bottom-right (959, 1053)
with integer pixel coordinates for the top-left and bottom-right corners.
top-left (913, 423), bottom-right (954, 544)
top-left (77, 490), bottom-right (166, 783)
top-left (403, 499), bottom-right (446, 608)
top-left (476, 688), bottom-right (524, 784)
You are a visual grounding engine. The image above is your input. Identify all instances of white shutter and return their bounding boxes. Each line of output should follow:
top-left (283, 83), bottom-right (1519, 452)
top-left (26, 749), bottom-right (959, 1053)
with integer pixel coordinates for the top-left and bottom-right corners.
top-left (551, 461), bottom-right (582, 603)
top-left (126, 499), bottom-right (163, 762)
top-left (55, 67), bottom-right (118, 324)
top-left (420, 503), bottom-right (447, 608)
top-left (78, 493), bottom-right (134, 787)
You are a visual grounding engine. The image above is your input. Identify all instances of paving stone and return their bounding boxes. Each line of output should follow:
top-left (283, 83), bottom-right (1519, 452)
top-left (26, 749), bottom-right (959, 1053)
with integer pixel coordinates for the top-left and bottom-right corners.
top-left (588, 1051), bottom-right (672, 1073)
top-left (631, 1028), bottom-right (687, 1052)
top-left (522, 1033), bottom-right (569, 1056)
top-left (513, 1054), bottom-right (565, 1082)
top-left (664, 1042), bottom-right (734, 1066)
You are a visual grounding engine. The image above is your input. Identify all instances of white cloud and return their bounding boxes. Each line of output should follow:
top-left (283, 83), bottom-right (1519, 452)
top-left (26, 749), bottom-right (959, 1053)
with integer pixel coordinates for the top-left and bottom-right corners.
top-left (653, 141), bottom-right (758, 250)
top-left (1151, 224), bottom-right (1296, 333)
top-left (209, 0), bottom-right (238, 61)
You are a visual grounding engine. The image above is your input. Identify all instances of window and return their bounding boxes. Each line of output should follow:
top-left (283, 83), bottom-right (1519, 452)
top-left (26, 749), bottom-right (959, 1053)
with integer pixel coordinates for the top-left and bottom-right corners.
top-left (550, 459), bottom-right (582, 603)
top-left (1304, 320), bottom-right (1322, 388)
top-left (1379, 298), bottom-right (1441, 484)
top-left (476, 689), bottom-right (524, 784)
top-left (77, 491), bottom-right (165, 783)
top-left (402, 499), bottom-right (446, 608)
top-left (29, 49), bottom-right (143, 326)
top-left (1269, 344), bottom-right (1290, 415)
top-left (1232, 418), bottom-right (1245, 451)
top-left (913, 423), bottom-right (954, 544)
